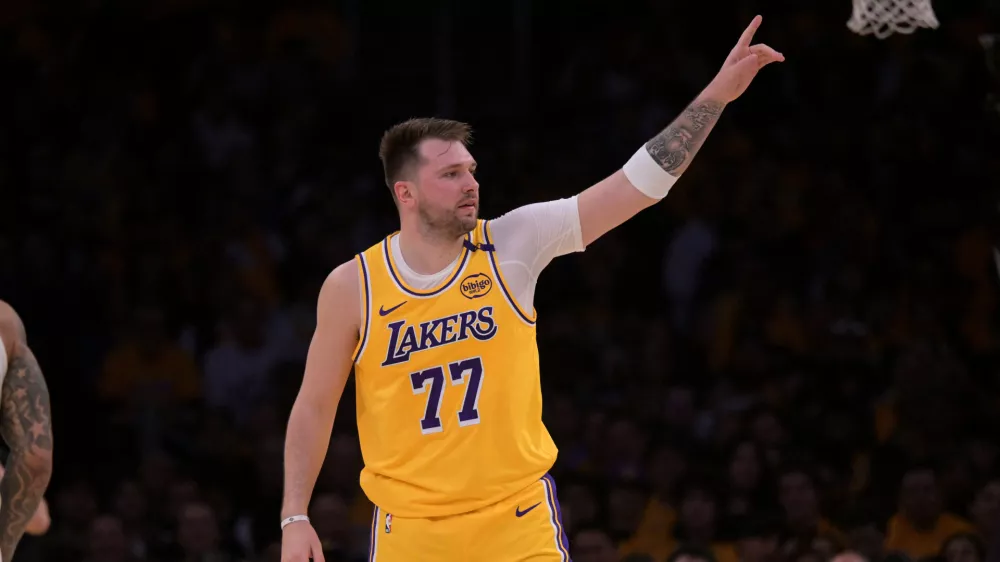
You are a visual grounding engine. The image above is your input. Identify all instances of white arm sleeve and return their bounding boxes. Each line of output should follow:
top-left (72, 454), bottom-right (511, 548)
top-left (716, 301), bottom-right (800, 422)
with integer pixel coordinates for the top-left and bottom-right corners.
top-left (487, 196), bottom-right (585, 312)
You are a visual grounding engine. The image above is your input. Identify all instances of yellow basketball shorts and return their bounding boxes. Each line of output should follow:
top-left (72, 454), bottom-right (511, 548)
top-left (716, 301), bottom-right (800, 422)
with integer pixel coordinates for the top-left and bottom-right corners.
top-left (366, 473), bottom-right (572, 561)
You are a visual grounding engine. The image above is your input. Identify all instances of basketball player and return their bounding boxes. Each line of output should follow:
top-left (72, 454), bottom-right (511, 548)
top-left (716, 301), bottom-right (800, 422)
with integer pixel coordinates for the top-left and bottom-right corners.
top-left (0, 301), bottom-right (54, 561)
top-left (281, 16), bottom-right (783, 562)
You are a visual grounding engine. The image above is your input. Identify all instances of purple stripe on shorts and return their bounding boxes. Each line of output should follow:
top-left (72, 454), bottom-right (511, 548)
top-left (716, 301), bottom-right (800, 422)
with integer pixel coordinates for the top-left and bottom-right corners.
top-left (542, 473), bottom-right (572, 560)
top-left (368, 506), bottom-right (378, 562)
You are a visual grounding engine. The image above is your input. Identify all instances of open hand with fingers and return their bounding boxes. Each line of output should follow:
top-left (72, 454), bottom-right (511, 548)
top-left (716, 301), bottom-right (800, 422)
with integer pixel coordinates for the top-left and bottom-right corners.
top-left (282, 521), bottom-right (325, 562)
top-left (705, 15), bottom-right (785, 103)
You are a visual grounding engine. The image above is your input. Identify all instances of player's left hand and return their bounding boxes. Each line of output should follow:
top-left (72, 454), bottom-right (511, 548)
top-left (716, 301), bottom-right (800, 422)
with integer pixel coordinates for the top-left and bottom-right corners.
top-left (704, 15), bottom-right (785, 103)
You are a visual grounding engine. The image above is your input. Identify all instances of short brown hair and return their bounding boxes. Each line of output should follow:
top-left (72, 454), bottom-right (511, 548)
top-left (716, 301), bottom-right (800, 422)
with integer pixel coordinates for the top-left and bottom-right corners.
top-left (378, 117), bottom-right (472, 192)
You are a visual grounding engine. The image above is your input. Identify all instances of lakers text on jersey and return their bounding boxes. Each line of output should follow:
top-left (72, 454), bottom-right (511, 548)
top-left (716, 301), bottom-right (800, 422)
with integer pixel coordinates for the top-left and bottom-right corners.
top-left (352, 219), bottom-right (557, 518)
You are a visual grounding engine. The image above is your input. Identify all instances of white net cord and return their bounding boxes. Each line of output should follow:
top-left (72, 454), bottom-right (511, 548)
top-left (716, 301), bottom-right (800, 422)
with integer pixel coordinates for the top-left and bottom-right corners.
top-left (847, 0), bottom-right (940, 39)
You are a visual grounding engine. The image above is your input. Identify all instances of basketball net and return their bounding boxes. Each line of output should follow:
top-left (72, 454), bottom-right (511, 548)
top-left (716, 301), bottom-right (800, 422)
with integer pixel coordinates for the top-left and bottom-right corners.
top-left (847, 0), bottom-right (940, 39)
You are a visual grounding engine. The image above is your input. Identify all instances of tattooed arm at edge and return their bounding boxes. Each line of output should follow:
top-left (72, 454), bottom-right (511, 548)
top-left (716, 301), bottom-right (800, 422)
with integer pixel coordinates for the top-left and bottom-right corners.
top-left (0, 301), bottom-right (53, 560)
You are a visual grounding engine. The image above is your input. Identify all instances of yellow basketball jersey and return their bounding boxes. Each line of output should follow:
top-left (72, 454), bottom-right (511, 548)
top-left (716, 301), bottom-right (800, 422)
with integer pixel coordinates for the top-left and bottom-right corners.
top-left (352, 219), bottom-right (557, 518)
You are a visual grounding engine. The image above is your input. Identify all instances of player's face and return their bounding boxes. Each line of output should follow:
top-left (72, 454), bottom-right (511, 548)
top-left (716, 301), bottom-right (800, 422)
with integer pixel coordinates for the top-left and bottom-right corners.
top-left (412, 139), bottom-right (479, 239)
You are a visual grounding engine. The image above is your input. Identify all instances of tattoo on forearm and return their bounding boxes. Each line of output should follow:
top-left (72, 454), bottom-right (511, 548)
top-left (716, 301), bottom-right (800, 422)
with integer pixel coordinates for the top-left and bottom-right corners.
top-left (0, 342), bottom-right (53, 559)
top-left (645, 100), bottom-right (725, 176)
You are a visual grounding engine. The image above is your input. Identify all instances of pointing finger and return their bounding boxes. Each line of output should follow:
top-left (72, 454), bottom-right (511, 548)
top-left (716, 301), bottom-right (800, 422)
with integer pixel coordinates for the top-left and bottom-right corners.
top-left (738, 15), bottom-right (763, 48)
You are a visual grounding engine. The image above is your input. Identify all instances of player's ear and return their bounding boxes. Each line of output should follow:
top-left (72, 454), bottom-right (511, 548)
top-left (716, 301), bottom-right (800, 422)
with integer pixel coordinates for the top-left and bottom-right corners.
top-left (394, 180), bottom-right (416, 205)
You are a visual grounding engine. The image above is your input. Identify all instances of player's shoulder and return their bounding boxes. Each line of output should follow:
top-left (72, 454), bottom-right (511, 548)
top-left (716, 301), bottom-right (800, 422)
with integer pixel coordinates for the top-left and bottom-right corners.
top-left (316, 259), bottom-right (363, 328)
top-left (0, 300), bottom-right (25, 356)
top-left (0, 299), bottom-right (17, 319)
top-left (0, 300), bottom-right (24, 336)
top-left (323, 259), bottom-right (361, 301)
top-left (487, 197), bottom-right (580, 244)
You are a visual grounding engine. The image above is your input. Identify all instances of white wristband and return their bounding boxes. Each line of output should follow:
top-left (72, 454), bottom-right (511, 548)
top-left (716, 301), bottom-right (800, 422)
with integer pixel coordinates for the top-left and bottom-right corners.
top-left (281, 514), bottom-right (310, 530)
top-left (622, 146), bottom-right (678, 200)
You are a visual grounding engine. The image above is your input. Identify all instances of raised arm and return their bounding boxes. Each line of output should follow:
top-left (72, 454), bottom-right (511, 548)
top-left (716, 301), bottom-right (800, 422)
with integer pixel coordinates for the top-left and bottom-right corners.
top-left (280, 260), bottom-right (361, 562)
top-left (0, 301), bottom-right (53, 560)
top-left (578, 15), bottom-right (783, 246)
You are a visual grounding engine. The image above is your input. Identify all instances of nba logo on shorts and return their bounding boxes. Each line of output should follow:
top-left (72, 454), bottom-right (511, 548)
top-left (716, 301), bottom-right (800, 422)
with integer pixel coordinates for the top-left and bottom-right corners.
top-left (384, 513), bottom-right (392, 534)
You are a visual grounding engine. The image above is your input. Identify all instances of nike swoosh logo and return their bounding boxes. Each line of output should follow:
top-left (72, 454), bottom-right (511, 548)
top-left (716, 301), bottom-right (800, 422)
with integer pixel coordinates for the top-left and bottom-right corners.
top-left (379, 302), bottom-right (407, 316)
top-left (515, 502), bottom-right (541, 518)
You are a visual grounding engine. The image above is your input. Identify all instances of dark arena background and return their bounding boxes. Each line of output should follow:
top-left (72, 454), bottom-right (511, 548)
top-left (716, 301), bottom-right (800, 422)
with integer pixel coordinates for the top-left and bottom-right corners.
top-left (1, 0), bottom-right (1000, 561)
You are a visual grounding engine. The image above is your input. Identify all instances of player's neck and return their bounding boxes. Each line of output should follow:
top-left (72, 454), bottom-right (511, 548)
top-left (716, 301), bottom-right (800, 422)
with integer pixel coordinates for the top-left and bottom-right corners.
top-left (397, 226), bottom-right (465, 275)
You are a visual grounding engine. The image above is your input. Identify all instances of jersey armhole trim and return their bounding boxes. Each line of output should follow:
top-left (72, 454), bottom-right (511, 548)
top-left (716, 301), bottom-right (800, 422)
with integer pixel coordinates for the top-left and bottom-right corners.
top-left (482, 220), bottom-right (537, 326)
top-left (352, 253), bottom-right (373, 363)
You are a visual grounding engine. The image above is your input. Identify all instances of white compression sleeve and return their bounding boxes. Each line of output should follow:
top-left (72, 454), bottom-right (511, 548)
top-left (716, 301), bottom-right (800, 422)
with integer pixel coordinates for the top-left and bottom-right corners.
top-left (622, 146), bottom-right (678, 199)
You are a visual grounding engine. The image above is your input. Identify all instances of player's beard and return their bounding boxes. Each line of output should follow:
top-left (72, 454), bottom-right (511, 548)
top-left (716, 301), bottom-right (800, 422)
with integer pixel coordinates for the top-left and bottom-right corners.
top-left (418, 200), bottom-right (478, 241)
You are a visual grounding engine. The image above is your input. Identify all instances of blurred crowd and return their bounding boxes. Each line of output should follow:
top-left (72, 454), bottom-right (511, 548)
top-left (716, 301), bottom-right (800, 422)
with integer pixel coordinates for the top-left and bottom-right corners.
top-left (1, 0), bottom-right (999, 562)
